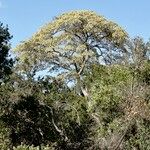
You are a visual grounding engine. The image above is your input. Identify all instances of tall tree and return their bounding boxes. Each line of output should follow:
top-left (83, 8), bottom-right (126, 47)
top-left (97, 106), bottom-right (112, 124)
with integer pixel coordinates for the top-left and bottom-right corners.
top-left (0, 22), bottom-right (13, 83)
top-left (15, 11), bottom-right (128, 95)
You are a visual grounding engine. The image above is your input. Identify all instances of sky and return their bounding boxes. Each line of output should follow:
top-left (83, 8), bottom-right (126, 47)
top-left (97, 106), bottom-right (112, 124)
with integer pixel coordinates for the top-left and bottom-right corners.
top-left (0, 0), bottom-right (150, 49)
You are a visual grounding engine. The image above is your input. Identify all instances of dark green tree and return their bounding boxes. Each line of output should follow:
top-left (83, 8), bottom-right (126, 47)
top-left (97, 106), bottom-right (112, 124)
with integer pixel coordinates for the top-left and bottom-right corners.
top-left (0, 22), bottom-right (13, 83)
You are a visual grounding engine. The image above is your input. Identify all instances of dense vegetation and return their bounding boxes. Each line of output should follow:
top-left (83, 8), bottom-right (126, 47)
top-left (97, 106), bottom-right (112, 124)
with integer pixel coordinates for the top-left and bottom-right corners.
top-left (0, 11), bottom-right (150, 150)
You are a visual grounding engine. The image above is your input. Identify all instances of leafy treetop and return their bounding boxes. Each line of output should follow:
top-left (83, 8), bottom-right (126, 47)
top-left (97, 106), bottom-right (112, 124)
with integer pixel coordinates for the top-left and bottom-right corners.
top-left (15, 10), bottom-right (128, 81)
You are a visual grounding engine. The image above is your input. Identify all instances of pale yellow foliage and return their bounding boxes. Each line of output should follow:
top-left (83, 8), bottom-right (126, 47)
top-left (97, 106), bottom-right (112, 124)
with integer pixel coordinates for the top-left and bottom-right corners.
top-left (15, 10), bottom-right (128, 75)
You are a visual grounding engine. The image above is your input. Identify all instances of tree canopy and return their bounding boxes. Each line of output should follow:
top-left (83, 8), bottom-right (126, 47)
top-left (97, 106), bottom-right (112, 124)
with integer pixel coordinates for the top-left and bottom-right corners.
top-left (15, 11), bottom-right (127, 79)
